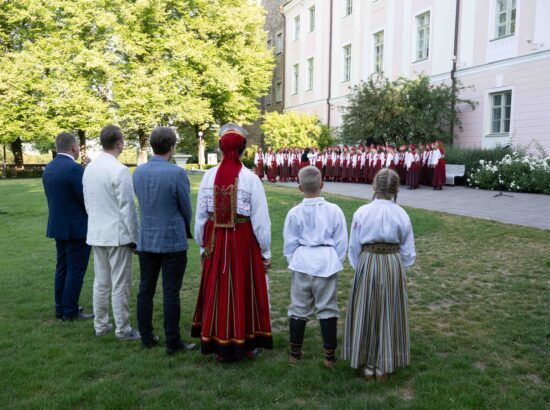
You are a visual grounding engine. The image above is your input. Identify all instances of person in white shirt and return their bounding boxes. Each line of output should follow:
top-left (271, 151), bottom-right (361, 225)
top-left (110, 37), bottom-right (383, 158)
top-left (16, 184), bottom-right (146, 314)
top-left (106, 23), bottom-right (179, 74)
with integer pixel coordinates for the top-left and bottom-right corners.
top-left (283, 166), bottom-right (348, 368)
top-left (83, 125), bottom-right (140, 340)
top-left (343, 168), bottom-right (415, 382)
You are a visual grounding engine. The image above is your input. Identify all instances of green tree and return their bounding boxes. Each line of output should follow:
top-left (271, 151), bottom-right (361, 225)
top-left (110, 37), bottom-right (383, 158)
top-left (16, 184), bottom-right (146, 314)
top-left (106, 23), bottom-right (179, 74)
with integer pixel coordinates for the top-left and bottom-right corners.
top-left (340, 74), bottom-right (476, 146)
top-left (261, 112), bottom-right (329, 150)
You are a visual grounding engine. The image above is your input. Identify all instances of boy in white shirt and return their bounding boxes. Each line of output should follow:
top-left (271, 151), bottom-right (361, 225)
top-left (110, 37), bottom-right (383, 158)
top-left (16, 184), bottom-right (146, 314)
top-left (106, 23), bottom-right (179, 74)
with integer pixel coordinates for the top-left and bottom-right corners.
top-left (283, 166), bottom-right (348, 368)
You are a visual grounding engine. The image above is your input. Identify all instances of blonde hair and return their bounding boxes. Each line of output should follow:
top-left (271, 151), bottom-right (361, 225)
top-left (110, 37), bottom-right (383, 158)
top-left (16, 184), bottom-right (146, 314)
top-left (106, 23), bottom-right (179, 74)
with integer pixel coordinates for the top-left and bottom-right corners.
top-left (298, 166), bottom-right (322, 194)
top-left (372, 168), bottom-right (400, 202)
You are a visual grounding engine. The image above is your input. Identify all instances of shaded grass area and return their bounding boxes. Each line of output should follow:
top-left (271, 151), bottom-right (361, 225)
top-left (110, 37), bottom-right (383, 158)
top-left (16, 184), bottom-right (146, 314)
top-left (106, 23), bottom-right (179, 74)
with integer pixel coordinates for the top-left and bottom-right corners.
top-left (0, 176), bottom-right (549, 409)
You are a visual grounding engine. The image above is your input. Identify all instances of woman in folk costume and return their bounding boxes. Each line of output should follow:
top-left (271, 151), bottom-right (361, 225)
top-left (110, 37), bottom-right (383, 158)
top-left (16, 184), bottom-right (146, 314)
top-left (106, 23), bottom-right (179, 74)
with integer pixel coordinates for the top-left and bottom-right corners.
top-left (192, 124), bottom-right (273, 361)
top-left (280, 148), bottom-right (290, 182)
top-left (417, 144), bottom-right (425, 184)
top-left (421, 143), bottom-right (433, 186)
top-left (430, 140), bottom-right (446, 190)
top-left (290, 147), bottom-right (300, 182)
top-left (325, 147), bottom-right (334, 181)
top-left (314, 148), bottom-right (324, 178)
top-left (397, 145), bottom-right (407, 183)
top-left (253, 147), bottom-right (265, 180)
top-left (333, 147), bottom-right (342, 181)
top-left (366, 145), bottom-right (376, 183)
top-left (266, 147), bottom-right (278, 183)
top-left (343, 168), bottom-right (415, 382)
top-left (374, 146), bottom-right (385, 178)
top-left (405, 144), bottom-right (421, 189)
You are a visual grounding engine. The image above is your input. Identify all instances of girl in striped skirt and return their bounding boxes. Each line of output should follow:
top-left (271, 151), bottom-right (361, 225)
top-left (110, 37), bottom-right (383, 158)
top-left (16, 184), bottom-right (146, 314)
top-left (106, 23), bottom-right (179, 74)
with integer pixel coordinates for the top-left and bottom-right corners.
top-left (343, 168), bottom-right (416, 382)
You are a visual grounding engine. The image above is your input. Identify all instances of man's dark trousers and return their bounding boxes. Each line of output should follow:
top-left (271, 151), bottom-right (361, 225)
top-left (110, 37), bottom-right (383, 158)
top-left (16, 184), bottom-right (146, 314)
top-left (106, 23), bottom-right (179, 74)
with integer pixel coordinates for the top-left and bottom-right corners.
top-left (137, 251), bottom-right (187, 348)
top-left (55, 239), bottom-right (91, 318)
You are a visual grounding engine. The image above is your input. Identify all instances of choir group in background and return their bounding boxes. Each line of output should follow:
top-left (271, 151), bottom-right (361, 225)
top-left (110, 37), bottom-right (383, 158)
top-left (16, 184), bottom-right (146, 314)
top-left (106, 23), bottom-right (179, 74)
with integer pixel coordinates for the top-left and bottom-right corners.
top-left (254, 141), bottom-right (447, 190)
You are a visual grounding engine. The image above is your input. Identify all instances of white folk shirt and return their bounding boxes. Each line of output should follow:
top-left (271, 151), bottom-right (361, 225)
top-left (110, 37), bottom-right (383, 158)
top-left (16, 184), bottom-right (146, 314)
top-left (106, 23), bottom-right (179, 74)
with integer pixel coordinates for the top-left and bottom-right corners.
top-left (83, 152), bottom-right (138, 247)
top-left (385, 153), bottom-right (394, 168)
top-left (195, 165), bottom-right (271, 259)
top-left (254, 153), bottom-right (264, 166)
top-left (283, 197), bottom-right (348, 277)
top-left (405, 152), bottom-right (420, 170)
top-left (430, 149), bottom-right (443, 167)
top-left (348, 199), bottom-right (416, 271)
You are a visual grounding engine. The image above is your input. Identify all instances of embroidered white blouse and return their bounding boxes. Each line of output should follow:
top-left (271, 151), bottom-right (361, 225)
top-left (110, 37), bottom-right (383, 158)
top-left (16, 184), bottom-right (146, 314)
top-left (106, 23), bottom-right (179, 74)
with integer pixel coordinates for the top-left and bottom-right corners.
top-left (283, 197), bottom-right (348, 277)
top-left (194, 166), bottom-right (272, 259)
top-left (348, 199), bottom-right (416, 271)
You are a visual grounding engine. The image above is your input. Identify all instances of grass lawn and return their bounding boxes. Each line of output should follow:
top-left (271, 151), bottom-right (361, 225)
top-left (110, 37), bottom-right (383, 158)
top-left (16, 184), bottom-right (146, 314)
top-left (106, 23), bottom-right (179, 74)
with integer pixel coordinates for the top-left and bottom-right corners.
top-left (0, 175), bottom-right (549, 409)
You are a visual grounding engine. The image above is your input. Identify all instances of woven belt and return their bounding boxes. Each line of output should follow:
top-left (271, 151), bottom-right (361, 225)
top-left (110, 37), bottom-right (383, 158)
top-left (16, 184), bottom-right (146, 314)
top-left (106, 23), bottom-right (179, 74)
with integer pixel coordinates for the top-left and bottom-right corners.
top-left (208, 215), bottom-right (250, 224)
top-left (362, 243), bottom-right (400, 254)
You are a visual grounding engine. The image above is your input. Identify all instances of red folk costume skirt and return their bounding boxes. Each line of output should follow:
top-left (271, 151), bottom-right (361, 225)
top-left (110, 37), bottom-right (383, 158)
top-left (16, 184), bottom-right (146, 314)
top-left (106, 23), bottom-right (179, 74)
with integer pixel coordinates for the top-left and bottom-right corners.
top-left (281, 160), bottom-right (290, 179)
top-left (432, 159), bottom-right (446, 188)
top-left (406, 163), bottom-right (420, 188)
top-left (267, 161), bottom-right (278, 181)
top-left (192, 218), bottom-right (273, 358)
top-left (315, 160), bottom-right (323, 176)
top-left (255, 160), bottom-right (264, 179)
top-left (334, 159), bottom-right (342, 179)
top-left (326, 159), bottom-right (334, 178)
top-left (291, 160), bottom-right (300, 179)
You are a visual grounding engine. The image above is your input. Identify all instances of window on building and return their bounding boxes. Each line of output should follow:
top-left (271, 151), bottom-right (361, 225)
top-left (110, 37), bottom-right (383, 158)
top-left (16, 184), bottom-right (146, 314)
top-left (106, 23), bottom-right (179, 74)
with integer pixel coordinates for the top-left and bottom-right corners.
top-left (343, 44), bottom-right (352, 82)
top-left (306, 57), bottom-right (314, 91)
top-left (275, 32), bottom-right (283, 54)
top-left (374, 30), bottom-right (384, 73)
top-left (345, 0), bottom-right (353, 16)
top-left (294, 15), bottom-right (301, 40)
top-left (275, 81), bottom-right (282, 103)
top-left (491, 91), bottom-right (512, 134)
top-left (495, 0), bottom-right (516, 38)
top-left (265, 90), bottom-right (272, 107)
top-left (267, 38), bottom-right (272, 50)
top-left (415, 12), bottom-right (430, 61)
top-left (292, 63), bottom-right (299, 95)
top-left (309, 6), bottom-right (316, 32)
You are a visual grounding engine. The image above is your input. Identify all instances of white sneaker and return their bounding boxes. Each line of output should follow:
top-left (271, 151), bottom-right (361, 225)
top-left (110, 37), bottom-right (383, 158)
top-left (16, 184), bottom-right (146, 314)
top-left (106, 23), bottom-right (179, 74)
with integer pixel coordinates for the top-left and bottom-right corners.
top-left (95, 323), bottom-right (114, 337)
top-left (117, 328), bottom-right (141, 341)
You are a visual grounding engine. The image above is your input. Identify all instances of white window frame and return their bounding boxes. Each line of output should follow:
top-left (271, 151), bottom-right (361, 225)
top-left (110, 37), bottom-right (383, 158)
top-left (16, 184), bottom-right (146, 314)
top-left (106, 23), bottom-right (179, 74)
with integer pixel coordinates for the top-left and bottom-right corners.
top-left (306, 57), bottom-right (314, 91)
top-left (275, 81), bottom-right (282, 103)
top-left (490, 90), bottom-right (512, 135)
top-left (342, 44), bottom-right (352, 82)
top-left (415, 11), bottom-right (430, 62)
top-left (373, 30), bottom-right (384, 74)
top-left (292, 63), bottom-right (299, 95)
top-left (275, 31), bottom-right (283, 55)
top-left (294, 15), bottom-right (301, 41)
top-left (309, 6), bottom-right (315, 33)
top-left (495, 0), bottom-right (516, 39)
top-left (344, 0), bottom-right (353, 17)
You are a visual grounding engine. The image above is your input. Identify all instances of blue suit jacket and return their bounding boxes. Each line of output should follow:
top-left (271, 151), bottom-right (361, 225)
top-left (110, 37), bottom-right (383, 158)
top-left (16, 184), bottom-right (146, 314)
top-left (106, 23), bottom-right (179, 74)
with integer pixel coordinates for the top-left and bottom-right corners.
top-left (133, 156), bottom-right (193, 253)
top-left (43, 155), bottom-right (88, 240)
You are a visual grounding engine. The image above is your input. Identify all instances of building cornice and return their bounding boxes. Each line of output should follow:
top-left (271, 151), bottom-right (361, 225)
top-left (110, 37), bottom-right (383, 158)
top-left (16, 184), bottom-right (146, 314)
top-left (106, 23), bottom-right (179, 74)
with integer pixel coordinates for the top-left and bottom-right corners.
top-left (455, 49), bottom-right (550, 78)
top-left (282, 0), bottom-right (304, 14)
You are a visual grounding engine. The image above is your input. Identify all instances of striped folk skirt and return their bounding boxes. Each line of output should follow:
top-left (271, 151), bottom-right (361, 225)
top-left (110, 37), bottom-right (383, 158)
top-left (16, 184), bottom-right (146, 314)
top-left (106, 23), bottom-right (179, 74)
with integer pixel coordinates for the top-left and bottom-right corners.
top-left (342, 248), bottom-right (410, 373)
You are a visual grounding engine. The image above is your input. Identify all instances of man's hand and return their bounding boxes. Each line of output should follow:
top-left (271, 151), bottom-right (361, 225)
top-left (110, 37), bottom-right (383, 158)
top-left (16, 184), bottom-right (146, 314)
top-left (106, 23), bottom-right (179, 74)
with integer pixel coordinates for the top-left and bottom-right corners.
top-left (129, 242), bottom-right (137, 255)
top-left (263, 258), bottom-right (271, 269)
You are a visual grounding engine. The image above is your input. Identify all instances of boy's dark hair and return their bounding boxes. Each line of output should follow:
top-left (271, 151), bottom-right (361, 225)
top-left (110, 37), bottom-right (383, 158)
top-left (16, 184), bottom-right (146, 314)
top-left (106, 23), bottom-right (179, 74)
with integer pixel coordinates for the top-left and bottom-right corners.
top-left (150, 127), bottom-right (177, 155)
top-left (100, 125), bottom-right (124, 150)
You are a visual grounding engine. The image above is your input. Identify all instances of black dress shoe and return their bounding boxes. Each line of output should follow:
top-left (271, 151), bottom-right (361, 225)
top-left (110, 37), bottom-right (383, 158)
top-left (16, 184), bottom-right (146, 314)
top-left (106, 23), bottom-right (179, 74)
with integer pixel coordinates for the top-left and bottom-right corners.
top-left (62, 312), bottom-right (94, 321)
top-left (166, 341), bottom-right (196, 355)
top-left (142, 335), bottom-right (161, 350)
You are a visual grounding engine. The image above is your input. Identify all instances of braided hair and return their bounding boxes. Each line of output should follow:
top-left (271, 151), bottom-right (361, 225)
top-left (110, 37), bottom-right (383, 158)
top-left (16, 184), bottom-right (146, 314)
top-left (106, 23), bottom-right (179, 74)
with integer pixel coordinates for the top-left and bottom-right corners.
top-left (372, 168), bottom-right (400, 202)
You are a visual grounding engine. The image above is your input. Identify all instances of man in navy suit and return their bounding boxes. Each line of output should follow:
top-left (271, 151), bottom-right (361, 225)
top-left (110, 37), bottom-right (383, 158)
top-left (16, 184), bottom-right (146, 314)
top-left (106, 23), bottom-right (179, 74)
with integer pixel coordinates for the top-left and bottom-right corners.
top-left (133, 127), bottom-right (195, 354)
top-left (43, 132), bottom-right (93, 321)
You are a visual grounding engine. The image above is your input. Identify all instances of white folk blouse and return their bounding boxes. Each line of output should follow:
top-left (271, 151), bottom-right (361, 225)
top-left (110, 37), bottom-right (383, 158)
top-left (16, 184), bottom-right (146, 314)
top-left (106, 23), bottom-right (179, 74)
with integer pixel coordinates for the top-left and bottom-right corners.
top-left (348, 199), bottom-right (416, 271)
top-left (195, 165), bottom-right (272, 259)
top-left (283, 197), bottom-right (348, 277)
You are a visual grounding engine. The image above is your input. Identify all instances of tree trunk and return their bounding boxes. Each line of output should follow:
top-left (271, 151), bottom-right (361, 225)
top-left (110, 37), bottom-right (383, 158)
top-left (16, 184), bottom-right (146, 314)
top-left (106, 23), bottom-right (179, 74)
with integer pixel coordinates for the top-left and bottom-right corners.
top-left (77, 129), bottom-right (87, 165)
top-left (11, 137), bottom-right (24, 170)
top-left (137, 128), bottom-right (148, 165)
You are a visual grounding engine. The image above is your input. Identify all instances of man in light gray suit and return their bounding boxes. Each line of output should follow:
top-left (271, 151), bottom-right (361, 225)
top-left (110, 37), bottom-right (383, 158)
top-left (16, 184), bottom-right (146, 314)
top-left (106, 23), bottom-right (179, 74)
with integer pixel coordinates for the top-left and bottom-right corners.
top-left (133, 127), bottom-right (195, 354)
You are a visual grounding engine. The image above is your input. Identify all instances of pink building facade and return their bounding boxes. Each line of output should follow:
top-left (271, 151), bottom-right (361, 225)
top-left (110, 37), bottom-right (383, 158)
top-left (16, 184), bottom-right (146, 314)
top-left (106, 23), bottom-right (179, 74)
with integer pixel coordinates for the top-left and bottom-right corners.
top-left (281, 0), bottom-right (550, 151)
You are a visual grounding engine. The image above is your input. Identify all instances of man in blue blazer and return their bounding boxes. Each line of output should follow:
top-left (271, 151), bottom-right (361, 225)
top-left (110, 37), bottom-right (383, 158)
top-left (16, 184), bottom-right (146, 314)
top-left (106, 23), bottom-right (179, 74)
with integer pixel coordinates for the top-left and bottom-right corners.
top-left (43, 132), bottom-right (93, 321)
top-left (133, 127), bottom-right (195, 354)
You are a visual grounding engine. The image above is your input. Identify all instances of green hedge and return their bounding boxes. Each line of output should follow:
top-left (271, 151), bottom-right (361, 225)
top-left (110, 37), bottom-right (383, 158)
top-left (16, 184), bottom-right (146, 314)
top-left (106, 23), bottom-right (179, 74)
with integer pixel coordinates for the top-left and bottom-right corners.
top-left (444, 145), bottom-right (517, 177)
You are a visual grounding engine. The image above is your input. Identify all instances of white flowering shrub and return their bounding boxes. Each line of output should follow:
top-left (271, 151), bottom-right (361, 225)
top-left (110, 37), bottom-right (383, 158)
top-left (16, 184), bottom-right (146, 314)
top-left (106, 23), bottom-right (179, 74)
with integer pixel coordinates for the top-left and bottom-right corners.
top-left (468, 152), bottom-right (550, 194)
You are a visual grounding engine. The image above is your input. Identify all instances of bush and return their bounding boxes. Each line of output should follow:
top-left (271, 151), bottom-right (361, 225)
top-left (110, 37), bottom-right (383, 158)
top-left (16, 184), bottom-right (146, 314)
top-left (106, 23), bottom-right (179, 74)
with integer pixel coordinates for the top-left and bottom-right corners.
top-left (444, 145), bottom-right (519, 177)
top-left (242, 145), bottom-right (257, 169)
top-left (468, 152), bottom-right (550, 194)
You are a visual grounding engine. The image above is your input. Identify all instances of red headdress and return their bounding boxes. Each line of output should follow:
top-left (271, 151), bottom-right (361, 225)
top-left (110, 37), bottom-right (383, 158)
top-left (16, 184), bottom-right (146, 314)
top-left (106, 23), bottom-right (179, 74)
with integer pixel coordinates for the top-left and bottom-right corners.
top-left (214, 127), bottom-right (247, 228)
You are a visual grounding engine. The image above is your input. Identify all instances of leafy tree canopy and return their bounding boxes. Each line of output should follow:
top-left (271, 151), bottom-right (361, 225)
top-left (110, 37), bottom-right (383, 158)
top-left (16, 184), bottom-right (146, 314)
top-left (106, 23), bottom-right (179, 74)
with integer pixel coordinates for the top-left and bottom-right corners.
top-left (339, 75), bottom-right (477, 146)
top-left (261, 112), bottom-right (333, 150)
